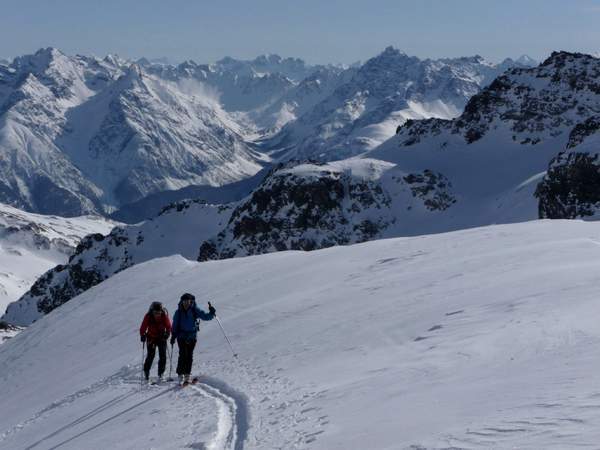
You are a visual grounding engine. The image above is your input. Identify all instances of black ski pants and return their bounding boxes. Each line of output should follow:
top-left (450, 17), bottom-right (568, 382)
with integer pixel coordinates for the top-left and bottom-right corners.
top-left (144, 338), bottom-right (167, 377)
top-left (176, 338), bottom-right (197, 375)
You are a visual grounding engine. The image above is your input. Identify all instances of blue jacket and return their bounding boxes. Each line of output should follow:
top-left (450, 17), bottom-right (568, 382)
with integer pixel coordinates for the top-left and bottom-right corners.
top-left (172, 299), bottom-right (214, 341)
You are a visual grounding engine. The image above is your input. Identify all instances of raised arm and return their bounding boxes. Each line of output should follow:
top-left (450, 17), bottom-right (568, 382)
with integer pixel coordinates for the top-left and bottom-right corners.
top-left (193, 304), bottom-right (215, 321)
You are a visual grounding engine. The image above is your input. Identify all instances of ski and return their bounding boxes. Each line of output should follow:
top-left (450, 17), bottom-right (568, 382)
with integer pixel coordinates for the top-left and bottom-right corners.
top-left (178, 376), bottom-right (199, 387)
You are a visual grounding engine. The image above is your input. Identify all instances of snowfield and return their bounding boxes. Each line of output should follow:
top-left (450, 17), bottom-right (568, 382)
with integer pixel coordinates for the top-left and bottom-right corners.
top-left (2, 220), bottom-right (600, 448)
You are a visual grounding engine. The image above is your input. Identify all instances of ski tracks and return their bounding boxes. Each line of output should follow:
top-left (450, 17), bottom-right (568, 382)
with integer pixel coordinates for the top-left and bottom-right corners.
top-left (1, 359), bottom-right (326, 449)
top-left (190, 377), bottom-right (248, 450)
top-left (0, 367), bottom-right (247, 450)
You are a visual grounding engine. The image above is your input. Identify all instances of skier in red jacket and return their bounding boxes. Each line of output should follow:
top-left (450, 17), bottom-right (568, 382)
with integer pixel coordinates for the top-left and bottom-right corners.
top-left (140, 301), bottom-right (172, 382)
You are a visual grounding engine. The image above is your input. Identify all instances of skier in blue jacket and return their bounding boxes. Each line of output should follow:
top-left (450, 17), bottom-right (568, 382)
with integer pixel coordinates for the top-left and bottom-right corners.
top-left (171, 293), bottom-right (215, 384)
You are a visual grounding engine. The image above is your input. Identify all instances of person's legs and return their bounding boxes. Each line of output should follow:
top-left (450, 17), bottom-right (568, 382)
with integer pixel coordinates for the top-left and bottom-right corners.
top-left (176, 339), bottom-right (186, 375)
top-left (184, 340), bottom-right (197, 376)
top-left (144, 341), bottom-right (156, 379)
top-left (157, 340), bottom-right (167, 376)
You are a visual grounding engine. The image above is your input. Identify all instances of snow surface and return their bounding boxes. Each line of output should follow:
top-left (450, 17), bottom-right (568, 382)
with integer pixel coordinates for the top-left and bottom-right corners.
top-left (0, 203), bottom-right (115, 316)
top-left (3, 220), bottom-right (600, 448)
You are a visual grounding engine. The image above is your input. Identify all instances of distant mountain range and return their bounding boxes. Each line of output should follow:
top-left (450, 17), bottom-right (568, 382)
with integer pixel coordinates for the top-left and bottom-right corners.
top-left (0, 47), bottom-right (535, 218)
top-left (262, 48), bottom-right (536, 161)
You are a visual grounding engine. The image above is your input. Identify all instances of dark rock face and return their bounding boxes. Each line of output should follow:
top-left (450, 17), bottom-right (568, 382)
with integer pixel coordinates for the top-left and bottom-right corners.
top-left (567, 117), bottom-right (600, 149)
top-left (198, 164), bottom-right (395, 261)
top-left (33, 262), bottom-right (107, 315)
top-left (403, 171), bottom-right (456, 211)
top-left (29, 230), bottom-right (133, 315)
top-left (536, 152), bottom-right (600, 219)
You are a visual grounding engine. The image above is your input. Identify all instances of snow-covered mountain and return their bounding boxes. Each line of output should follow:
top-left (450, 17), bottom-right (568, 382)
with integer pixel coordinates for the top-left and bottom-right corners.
top-left (197, 158), bottom-right (447, 261)
top-left (373, 51), bottom-right (600, 223)
top-left (0, 203), bottom-right (115, 317)
top-left (148, 55), bottom-right (352, 134)
top-left (6, 51), bottom-right (596, 326)
top-left (2, 200), bottom-right (232, 325)
top-left (249, 65), bottom-right (357, 133)
top-left (0, 47), bottom-right (537, 219)
top-left (4, 155), bottom-right (465, 325)
top-left (3, 220), bottom-right (600, 448)
top-left (263, 47), bottom-right (536, 161)
top-left (0, 48), bottom-right (264, 217)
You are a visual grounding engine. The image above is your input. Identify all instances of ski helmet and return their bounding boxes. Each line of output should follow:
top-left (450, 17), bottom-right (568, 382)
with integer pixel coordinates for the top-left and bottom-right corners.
top-left (180, 293), bottom-right (195, 302)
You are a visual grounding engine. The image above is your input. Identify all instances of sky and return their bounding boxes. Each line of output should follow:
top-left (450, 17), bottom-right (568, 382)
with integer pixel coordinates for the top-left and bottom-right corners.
top-left (1, 0), bottom-right (599, 65)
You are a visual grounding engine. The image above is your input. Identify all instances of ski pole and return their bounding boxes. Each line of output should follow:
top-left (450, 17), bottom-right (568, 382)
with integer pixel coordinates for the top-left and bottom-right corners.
top-left (209, 302), bottom-right (238, 358)
top-left (140, 341), bottom-right (145, 389)
top-left (168, 342), bottom-right (174, 381)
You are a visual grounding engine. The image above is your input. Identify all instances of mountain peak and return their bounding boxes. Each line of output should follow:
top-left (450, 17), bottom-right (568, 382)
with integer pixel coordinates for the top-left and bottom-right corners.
top-left (34, 47), bottom-right (64, 59)
top-left (359, 46), bottom-right (417, 74)
top-left (253, 54), bottom-right (283, 65)
top-left (117, 63), bottom-right (145, 88)
top-left (515, 55), bottom-right (537, 66)
top-left (13, 47), bottom-right (68, 73)
top-left (380, 46), bottom-right (407, 58)
top-left (541, 51), bottom-right (597, 67)
top-left (103, 53), bottom-right (126, 67)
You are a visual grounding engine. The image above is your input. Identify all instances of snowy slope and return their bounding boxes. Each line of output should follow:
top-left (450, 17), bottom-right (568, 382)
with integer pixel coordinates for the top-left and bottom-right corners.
top-left (263, 47), bottom-right (534, 161)
top-left (3, 200), bottom-right (233, 326)
top-left (0, 203), bottom-right (115, 317)
top-left (3, 220), bottom-right (600, 448)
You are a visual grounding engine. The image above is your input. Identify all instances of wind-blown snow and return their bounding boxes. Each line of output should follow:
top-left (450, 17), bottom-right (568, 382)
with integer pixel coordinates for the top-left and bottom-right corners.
top-left (2, 220), bottom-right (600, 448)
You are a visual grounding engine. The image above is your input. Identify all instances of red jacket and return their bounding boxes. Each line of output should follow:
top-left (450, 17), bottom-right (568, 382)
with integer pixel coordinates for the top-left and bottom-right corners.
top-left (140, 312), bottom-right (172, 341)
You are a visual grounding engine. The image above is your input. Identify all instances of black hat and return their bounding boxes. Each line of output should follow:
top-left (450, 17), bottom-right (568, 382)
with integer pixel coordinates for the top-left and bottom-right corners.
top-left (181, 293), bottom-right (195, 302)
top-left (150, 301), bottom-right (163, 312)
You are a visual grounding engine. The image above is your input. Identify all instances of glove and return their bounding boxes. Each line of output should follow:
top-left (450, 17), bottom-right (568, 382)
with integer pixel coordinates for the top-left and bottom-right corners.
top-left (208, 302), bottom-right (216, 316)
top-left (170, 336), bottom-right (176, 345)
top-left (140, 335), bottom-right (146, 343)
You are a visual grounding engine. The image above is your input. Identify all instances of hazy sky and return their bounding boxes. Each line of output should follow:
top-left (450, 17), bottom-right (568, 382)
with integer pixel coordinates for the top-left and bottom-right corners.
top-left (2, 0), bottom-right (599, 64)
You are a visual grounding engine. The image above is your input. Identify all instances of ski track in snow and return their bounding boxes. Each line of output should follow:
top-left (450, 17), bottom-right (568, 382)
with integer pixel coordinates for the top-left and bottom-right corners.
top-left (0, 352), bottom-right (326, 449)
top-left (191, 378), bottom-right (248, 450)
top-left (0, 366), bottom-right (248, 450)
